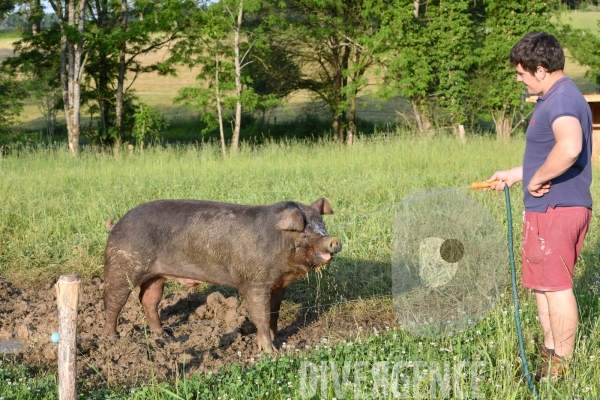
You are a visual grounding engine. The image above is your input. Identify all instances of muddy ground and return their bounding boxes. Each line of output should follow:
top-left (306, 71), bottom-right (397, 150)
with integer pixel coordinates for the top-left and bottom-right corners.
top-left (0, 278), bottom-right (397, 387)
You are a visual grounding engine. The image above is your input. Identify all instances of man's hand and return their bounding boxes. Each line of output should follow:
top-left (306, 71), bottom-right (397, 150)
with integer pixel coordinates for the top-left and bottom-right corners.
top-left (486, 166), bottom-right (523, 191)
top-left (527, 180), bottom-right (551, 197)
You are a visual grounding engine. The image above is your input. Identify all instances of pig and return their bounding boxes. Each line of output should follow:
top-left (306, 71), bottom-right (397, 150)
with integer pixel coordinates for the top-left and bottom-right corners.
top-left (102, 198), bottom-right (342, 353)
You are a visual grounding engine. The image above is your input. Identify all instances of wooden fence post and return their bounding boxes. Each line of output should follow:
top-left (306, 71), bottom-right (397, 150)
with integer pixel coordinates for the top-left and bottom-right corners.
top-left (458, 124), bottom-right (466, 144)
top-left (55, 274), bottom-right (81, 400)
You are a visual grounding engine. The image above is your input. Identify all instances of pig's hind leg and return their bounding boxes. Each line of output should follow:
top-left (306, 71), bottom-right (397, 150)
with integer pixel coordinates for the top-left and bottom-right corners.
top-left (103, 278), bottom-right (133, 337)
top-left (139, 276), bottom-right (167, 333)
top-left (269, 287), bottom-right (286, 340)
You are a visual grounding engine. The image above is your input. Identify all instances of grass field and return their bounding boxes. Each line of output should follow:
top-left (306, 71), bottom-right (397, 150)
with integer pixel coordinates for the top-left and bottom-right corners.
top-left (1, 134), bottom-right (600, 398)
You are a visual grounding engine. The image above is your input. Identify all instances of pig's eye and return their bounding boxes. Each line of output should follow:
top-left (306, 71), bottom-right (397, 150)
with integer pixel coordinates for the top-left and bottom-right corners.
top-left (307, 220), bottom-right (328, 236)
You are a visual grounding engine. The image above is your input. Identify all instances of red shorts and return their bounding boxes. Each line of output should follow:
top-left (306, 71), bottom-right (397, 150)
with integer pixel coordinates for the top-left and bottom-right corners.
top-left (522, 206), bottom-right (591, 291)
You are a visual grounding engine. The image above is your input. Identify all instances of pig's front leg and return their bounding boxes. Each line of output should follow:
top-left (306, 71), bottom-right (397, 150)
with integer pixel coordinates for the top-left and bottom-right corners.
top-left (269, 287), bottom-right (286, 340)
top-left (243, 289), bottom-right (277, 353)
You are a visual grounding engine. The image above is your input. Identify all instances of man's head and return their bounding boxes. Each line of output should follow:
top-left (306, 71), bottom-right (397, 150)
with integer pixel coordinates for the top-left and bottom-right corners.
top-left (509, 31), bottom-right (565, 75)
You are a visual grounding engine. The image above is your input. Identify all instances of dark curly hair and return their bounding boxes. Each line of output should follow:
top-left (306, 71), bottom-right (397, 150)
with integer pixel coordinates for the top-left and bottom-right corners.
top-left (509, 31), bottom-right (565, 75)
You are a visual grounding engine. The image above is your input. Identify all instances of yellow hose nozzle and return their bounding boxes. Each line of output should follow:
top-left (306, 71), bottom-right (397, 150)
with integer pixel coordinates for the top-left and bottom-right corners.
top-left (471, 181), bottom-right (499, 189)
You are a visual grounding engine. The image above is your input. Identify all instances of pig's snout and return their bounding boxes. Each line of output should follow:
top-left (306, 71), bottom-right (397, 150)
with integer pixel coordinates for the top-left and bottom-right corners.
top-left (315, 236), bottom-right (341, 262)
top-left (325, 237), bottom-right (342, 254)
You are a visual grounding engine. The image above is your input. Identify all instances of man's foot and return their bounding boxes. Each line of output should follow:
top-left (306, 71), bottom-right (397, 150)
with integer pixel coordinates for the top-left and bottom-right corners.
top-left (535, 354), bottom-right (566, 381)
top-left (540, 344), bottom-right (555, 360)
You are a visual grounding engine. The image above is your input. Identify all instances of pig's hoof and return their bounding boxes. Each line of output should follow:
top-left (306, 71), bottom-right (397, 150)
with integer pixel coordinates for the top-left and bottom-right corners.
top-left (259, 342), bottom-right (277, 354)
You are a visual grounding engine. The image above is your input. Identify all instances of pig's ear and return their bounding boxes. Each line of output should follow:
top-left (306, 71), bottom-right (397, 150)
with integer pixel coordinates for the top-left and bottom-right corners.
top-left (311, 198), bottom-right (334, 215)
top-left (276, 208), bottom-right (305, 231)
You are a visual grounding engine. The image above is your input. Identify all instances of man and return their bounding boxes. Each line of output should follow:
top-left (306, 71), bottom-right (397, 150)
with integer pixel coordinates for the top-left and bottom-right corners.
top-left (487, 31), bottom-right (592, 380)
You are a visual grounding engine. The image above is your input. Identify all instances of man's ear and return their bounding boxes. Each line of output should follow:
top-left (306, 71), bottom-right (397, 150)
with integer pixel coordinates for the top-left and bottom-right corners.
top-left (311, 198), bottom-right (334, 215)
top-left (276, 208), bottom-right (305, 231)
top-left (535, 66), bottom-right (547, 79)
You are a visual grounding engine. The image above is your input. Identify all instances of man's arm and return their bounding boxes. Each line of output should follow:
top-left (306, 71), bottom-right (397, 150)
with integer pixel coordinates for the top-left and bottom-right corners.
top-left (527, 116), bottom-right (583, 197)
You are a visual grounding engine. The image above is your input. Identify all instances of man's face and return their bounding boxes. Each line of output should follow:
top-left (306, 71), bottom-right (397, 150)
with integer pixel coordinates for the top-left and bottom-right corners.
top-left (515, 64), bottom-right (545, 95)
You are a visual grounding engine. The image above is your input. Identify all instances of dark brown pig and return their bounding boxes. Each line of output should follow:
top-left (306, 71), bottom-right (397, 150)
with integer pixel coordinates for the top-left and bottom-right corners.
top-left (103, 198), bottom-right (342, 353)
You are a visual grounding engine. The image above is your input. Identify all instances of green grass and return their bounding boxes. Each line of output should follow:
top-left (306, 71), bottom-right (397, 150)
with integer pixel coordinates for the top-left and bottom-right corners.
top-left (1, 133), bottom-right (600, 398)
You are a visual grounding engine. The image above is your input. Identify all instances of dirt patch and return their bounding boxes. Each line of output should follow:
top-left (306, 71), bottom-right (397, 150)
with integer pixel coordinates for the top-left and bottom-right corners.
top-left (0, 278), bottom-right (397, 387)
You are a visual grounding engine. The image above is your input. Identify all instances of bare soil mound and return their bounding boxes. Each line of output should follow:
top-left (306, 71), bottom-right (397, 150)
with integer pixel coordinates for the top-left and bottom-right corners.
top-left (0, 278), bottom-right (396, 386)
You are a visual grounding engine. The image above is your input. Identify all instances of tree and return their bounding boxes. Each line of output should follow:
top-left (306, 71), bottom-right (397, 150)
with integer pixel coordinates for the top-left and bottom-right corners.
top-left (244, 39), bottom-right (302, 124)
top-left (0, 0), bottom-right (15, 19)
top-left (0, 71), bottom-right (27, 134)
top-left (2, 25), bottom-right (62, 137)
top-left (270, 0), bottom-right (390, 143)
top-left (83, 0), bottom-right (189, 144)
top-left (381, 0), bottom-right (476, 133)
top-left (172, 1), bottom-right (234, 156)
top-left (559, 23), bottom-right (600, 89)
top-left (4, 0), bottom-right (191, 147)
top-left (171, 0), bottom-right (269, 155)
top-left (26, 0), bottom-right (44, 34)
top-left (48, 0), bottom-right (87, 154)
top-left (467, 0), bottom-right (552, 138)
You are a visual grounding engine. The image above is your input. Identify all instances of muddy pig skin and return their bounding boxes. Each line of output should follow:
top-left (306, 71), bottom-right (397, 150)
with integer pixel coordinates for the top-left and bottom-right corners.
top-left (103, 198), bottom-right (342, 353)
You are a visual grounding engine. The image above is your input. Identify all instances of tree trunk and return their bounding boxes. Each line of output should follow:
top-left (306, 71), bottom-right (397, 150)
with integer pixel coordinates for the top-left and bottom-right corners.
top-left (412, 98), bottom-right (432, 133)
top-left (231, 0), bottom-right (244, 154)
top-left (98, 66), bottom-right (110, 134)
top-left (95, 6), bottom-right (110, 135)
top-left (494, 116), bottom-right (512, 140)
top-left (29, 0), bottom-right (43, 35)
top-left (59, 0), bottom-right (86, 155)
top-left (333, 113), bottom-right (345, 141)
top-left (214, 39), bottom-right (226, 158)
top-left (115, 0), bottom-right (128, 133)
top-left (491, 107), bottom-right (512, 140)
top-left (412, 100), bottom-right (424, 133)
top-left (347, 91), bottom-right (356, 147)
top-left (413, 0), bottom-right (419, 17)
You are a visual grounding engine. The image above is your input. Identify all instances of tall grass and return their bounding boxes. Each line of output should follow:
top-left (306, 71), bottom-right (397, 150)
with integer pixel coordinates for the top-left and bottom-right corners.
top-left (1, 133), bottom-right (600, 399)
top-left (0, 133), bottom-right (522, 283)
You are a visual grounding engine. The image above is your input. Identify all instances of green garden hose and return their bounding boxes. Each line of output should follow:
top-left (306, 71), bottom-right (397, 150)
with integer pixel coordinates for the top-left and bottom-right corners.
top-left (503, 185), bottom-right (540, 399)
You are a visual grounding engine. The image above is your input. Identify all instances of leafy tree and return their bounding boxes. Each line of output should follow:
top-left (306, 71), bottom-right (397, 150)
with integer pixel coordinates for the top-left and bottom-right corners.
top-left (0, 0), bottom-right (15, 19)
top-left (271, 0), bottom-right (391, 143)
top-left (242, 39), bottom-right (300, 126)
top-left (0, 71), bottom-right (27, 134)
top-left (472, 0), bottom-right (552, 138)
top-left (5, 0), bottom-right (191, 148)
top-left (3, 25), bottom-right (62, 137)
top-left (131, 102), bottom-right (167, 147)
top-left (559, 23), bottom-right (600, 89)
top-left (48, 0), bottom-right (87, 154)
top-left (171, 0), bottom-right (271, 155)
top-left (381, 0), bottom-right (476, 133)
top-left (83, 0), bottom-right (190, 144)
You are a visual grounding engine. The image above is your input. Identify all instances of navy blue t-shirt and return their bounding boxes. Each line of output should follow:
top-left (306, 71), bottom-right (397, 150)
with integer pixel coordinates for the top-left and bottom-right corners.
top-left (522, 77), bottom-right (593, 212)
